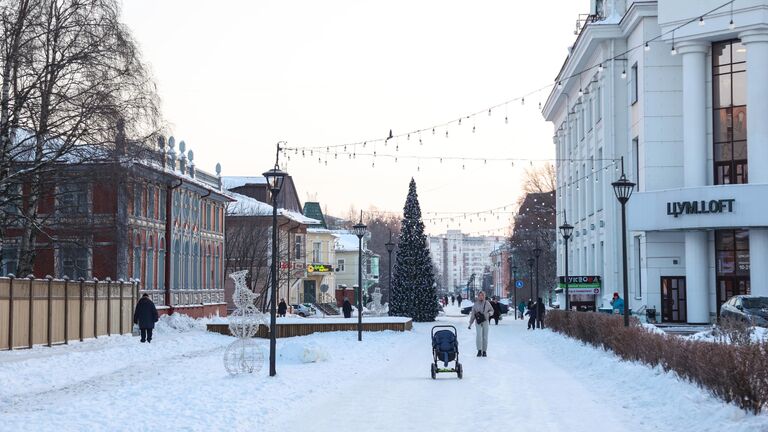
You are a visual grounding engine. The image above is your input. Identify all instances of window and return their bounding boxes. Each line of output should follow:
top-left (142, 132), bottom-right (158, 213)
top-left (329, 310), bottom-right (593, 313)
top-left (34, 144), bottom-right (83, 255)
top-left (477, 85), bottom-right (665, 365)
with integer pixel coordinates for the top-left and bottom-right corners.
top-left (716, 229), bottom-right (750, 276)
top-left (146, 185), bottom-right (154, 219)
top-left (146, 238), bottom-right (154, 290)
top-left (2, 246), bottom-right (18, 276)
top-left (312, 241), bottom-right (322, 263)
top-left (295, 235), bottom-right (303, 260)
top-left (159, 189), bottom-right (167, 220)
top-left (632, 137), bottom-right (640, 191)
top-left (59, 182), bottom-right (88, 215)
top-left (337, 259), bottom-right (346, 272)
top-left (62, 246), bottom-right (89, 280)
top-left (596, 148), bottom-right (604, 210)
top-left (133, 183), bottom-right (142, 217)
top-left (630, 62), bottom-right (638, 105)
top-left (595, 85), bottom-right (602, 122)
top-left (586, 92), bottom-right (593, 130)
top-left (158, 239), bottom-right (165, 291)
top-left (713, 40), bottom-right (747, 185)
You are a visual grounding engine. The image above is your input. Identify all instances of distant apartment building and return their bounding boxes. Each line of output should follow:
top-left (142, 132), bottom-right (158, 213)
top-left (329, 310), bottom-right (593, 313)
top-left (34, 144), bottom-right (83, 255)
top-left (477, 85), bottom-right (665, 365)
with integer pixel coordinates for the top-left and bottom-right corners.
top-left (429, 230), bottom-right (504, 295)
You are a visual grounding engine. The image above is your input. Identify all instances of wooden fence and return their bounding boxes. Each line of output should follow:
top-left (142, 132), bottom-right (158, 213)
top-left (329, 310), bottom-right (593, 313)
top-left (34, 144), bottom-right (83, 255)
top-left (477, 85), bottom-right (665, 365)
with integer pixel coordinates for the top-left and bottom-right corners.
top-left (0, 276), bottom-right (139, 350)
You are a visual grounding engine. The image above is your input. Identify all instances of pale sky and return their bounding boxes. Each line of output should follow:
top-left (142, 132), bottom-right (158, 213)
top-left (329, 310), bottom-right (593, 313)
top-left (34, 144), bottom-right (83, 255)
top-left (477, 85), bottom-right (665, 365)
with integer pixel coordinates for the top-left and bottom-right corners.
top-left (121, 0), bottom-right (584, 235)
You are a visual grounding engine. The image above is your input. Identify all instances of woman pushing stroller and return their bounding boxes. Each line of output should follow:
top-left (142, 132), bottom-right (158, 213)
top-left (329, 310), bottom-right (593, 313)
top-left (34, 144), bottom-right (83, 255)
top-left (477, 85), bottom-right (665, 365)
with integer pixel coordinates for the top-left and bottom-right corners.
top-left (467, 291), bottom-right (494, 357)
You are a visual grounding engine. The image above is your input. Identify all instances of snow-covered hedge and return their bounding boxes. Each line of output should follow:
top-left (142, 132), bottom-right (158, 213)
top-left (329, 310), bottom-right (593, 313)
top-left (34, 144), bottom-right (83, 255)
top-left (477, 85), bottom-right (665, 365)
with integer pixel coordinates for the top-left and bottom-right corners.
top-left (546, 310), bottom-right (768, 414)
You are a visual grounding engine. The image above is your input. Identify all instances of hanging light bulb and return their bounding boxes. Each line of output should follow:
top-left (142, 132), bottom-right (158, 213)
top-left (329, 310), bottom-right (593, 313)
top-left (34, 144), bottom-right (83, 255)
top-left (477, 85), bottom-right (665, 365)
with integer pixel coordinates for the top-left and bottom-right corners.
top-left (396, 144), bottom-right (399, 151)
top-left (363, 141), bottom-right (367, 147)
top-left (419, 138), bottom-right (423, 145)
top-left (505, 116), bottom-right (509, 124)
top-left (578, 88), bottom-right (584, 97)
top-left (445, 130), bottom-right (449, 138)
top-left (644, 42), bottom-right (650, 51)
top-left (432, 128), bottom-right (435, 135)
top-left (472, 126), bottom-right (476, 133)
top-left (621, 69), bottom-right (627, 79)
top-left (598, 63), bottom-right (604, 73)
top-left (407, 134), bottom-right (410, 140)
top-left (462, 164), bottom-right (465, 170)
top-left (699, 16), bottom-right (705, 26)
top-left (671, 45), bottom-right (677, 55)
top-left (458, 118), bottom-right (462, 126)
top-left (557, 81), bottom-right (562, 90)
top-left (488, 108), bottom-right (492, 116)
top-left (521, 97), bottom-right (525, 105)
top-left (729, 19), bottom-right (735, 30)
top-left (538, 101), bottom-right (542, 110)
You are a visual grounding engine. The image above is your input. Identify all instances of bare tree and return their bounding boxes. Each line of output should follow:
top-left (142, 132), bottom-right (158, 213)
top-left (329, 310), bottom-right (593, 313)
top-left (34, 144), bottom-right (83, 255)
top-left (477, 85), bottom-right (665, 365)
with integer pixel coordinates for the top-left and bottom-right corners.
top-left (0, 0), bottom-right (162, 275)
top-left (521, 163), bottom-right (557, 196)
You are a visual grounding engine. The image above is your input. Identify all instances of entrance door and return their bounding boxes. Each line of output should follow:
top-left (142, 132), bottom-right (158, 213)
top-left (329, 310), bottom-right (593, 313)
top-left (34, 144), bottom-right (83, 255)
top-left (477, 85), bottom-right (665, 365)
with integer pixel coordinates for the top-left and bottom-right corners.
top-left (303, 280), bottom-right (317, 304)
top-left (716, 276), bottom-right (750, 316)
top-left (661, 277), bottom-right (687, 323)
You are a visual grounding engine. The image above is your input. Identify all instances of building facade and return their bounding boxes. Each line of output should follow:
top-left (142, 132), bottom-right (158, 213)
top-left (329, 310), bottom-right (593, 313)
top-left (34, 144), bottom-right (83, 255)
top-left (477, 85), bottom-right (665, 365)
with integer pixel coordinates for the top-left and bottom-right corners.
top-left (544, 0), bottom-right (768, 323)
top-left (428, 230), bottom-right (504, 296)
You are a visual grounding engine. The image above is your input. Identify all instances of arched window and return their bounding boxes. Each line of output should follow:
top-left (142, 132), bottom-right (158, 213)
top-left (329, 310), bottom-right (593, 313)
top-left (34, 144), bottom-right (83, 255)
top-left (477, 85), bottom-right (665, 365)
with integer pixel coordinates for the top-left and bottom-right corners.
top-left (133, 233), bottom-right (142, 285)
top-left (146, 234), bottom-right (154, 290)
top-left (193, 243), bottom-right (200, 290)
top-left (206, 244), bottom-right (212, 289)
top-left (158, 238), bottom-right (166, 291)
top-left (184, 240), bottom-right (190, 289)
top-left (173, 239), bottom-right (181, 289)
top-left (213, 245), bottom-right (220, 290)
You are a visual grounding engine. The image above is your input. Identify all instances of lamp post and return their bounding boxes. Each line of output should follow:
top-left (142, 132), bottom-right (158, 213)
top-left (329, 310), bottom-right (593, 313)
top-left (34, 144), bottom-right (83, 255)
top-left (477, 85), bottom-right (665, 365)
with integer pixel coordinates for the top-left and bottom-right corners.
top-left (353, 214), bottom-right (367, 341)
top-left (262, 165), bottom-right (287, 377)
top-left (559, 216), bottom-right (574, 311)
top-left (612, 157), bottom-right (636, 327)
top-left (533, 247), bottom-right (542, 302)
top-left (385, 231), bottom-right (396, 300)
top-left (507, 256), bottom-right (516, 320)
top-left (526, 257), bottom-right (534, 303)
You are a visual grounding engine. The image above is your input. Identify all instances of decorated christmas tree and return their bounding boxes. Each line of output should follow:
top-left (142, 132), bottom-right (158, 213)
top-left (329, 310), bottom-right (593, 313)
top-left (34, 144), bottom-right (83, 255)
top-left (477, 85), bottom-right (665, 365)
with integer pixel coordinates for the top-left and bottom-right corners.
top-left (389, 178), bottom-right (438, 322)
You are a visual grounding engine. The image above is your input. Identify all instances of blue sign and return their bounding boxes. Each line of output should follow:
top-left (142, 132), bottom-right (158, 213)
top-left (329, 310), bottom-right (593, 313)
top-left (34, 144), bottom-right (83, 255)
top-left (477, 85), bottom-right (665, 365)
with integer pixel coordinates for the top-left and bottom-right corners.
top-left (515, 280), bottom-right (524, 289)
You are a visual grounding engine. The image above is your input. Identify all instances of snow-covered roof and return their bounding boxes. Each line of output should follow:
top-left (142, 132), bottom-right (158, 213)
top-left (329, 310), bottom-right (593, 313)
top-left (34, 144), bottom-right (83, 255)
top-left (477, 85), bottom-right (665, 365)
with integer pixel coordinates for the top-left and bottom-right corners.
top-left (227, 191), bottom-right (318, 225)
top-left (335, 232), bottom-right (363, 252)
top-left (221, 176), bottom-right (267, 190)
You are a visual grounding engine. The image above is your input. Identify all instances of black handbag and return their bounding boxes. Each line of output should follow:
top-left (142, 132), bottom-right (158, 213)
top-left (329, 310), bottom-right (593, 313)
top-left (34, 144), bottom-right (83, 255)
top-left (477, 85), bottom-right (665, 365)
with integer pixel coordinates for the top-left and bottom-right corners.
top-left (475, 311), bottom-right (486, 324)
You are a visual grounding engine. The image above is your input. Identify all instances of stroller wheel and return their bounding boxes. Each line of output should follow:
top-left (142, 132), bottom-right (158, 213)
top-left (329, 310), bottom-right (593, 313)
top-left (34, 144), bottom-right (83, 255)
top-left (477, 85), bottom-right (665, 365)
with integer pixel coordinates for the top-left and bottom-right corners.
top-left (456, 363), bottom-right (463, 379)
top-left (431, 363), bottom-right (437, 379)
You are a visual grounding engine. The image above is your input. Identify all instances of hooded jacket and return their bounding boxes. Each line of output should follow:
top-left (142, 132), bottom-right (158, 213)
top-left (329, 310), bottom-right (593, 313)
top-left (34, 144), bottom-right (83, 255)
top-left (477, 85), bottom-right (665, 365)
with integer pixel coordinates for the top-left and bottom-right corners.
top-left (468, 299), bottom-right (494, 326)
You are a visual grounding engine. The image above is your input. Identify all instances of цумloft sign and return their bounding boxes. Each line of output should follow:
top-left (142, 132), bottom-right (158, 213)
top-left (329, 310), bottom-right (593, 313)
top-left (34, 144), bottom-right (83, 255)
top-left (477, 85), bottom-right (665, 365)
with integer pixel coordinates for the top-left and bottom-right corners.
top-left (666, 199), bottom-right (735, 218)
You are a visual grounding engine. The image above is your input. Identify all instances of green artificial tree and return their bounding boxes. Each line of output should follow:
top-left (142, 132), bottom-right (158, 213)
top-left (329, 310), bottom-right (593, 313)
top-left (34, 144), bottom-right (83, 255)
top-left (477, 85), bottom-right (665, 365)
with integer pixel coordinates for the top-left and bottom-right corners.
top-left (389, 178), bottom-right (438, 321)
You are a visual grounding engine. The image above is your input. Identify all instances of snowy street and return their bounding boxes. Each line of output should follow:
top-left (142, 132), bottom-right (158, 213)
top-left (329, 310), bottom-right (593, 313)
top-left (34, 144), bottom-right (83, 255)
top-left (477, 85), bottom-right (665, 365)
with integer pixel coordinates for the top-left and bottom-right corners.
top-left (1, 313), bottom-right (766, 432)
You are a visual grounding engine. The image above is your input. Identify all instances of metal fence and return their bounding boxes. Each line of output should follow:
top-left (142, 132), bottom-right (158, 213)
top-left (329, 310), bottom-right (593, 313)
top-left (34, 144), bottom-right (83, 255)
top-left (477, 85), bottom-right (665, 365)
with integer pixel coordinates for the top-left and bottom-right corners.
top-left (0, 275), bottom-right (139, 350)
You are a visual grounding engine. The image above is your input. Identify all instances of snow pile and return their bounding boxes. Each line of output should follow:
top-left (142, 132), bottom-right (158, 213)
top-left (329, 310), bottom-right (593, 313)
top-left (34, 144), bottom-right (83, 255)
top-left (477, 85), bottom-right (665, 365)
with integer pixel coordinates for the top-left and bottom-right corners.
top-left (155, 313), bottom-right (222, 333)
top-left (279, 341), bottom-right (329, 363)
top-left (686, 325), bottom-right (768, 344)
top-left (641, 323), bottom-right (667, 335)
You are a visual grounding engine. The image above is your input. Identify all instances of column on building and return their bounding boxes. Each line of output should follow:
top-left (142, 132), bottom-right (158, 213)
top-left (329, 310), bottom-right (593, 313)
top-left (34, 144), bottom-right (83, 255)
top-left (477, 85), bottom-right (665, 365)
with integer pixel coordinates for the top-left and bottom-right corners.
top-left (741, 28), bottom-right (768, 297)
top-left (678, 42), bottom-right (710, 323)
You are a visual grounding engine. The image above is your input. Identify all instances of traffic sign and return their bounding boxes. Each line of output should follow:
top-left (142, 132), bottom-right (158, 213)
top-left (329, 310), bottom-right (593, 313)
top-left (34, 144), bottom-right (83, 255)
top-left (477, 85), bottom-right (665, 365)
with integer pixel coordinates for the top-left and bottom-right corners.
top-left (515, 280), bottom-right (524, 289)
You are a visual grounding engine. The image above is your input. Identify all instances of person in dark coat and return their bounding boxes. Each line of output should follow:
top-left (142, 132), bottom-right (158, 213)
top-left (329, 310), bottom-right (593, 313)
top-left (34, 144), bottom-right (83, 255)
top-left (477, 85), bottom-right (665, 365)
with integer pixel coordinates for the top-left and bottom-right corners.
top-left (490, 297), bottom-right (502, 325)
top-left (536, 297), bottom-right (546, 329)
top-left (457, 294), bottom-right (463, 307)
top-left (451, 295), bottom-right (455, 305)
top-left (443, 295), bottom-right (449, 306)
top-left (342, 297), bottom-right (352, 318)
top-left (277, 299), bottom-right (287, 317)
top-left (133, 294), bottom-right (159, 343)
top-left (525, 305), bottom-right (537, 330)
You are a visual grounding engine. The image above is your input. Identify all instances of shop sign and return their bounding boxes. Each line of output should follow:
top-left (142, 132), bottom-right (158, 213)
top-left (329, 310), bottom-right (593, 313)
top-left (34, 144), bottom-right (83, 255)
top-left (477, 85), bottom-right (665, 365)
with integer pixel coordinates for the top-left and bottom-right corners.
top-left (307, 264), bottom-right (333, 273)
top-left (558, 276), bottom-right (601, 295)
top-left (666, 199), bottom-right (735, 218)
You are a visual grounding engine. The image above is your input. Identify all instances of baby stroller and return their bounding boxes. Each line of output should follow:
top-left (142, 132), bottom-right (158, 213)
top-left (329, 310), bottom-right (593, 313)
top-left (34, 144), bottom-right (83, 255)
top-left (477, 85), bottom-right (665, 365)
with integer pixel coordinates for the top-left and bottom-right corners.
top-left (430, 325), bottom-right (463, 379)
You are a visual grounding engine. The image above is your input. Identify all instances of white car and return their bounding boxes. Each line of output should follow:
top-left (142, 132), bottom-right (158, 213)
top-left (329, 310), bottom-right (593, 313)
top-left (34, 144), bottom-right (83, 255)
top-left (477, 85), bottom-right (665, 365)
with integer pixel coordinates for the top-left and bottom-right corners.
top-left (291, 303), bottom-right (316, 317)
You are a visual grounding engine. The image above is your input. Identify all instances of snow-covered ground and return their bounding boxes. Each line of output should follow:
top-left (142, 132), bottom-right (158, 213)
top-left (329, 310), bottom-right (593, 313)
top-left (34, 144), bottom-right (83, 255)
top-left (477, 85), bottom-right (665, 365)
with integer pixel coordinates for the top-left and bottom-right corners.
top-left (1, 315), bottom-right (766, 432)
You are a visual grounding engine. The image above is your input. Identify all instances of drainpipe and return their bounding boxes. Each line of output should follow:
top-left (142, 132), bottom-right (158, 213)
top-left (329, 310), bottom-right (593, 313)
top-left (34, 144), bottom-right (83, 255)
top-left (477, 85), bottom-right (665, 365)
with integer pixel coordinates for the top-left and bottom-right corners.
top-left (165, 178), bottom-right (183, 313)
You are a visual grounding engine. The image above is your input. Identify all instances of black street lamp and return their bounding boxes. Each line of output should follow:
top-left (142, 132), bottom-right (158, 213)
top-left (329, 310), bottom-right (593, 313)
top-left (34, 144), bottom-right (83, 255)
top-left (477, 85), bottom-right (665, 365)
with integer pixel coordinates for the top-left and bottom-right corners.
top-left (526, 257), bottom-right (535, 303)
top-left (353, 214), bottom-right (367, 341)
top-left (262, 164), bottom-right (287, 377)
top-left (559, 215), bottom-right (574, 311)
top-left (512, 265), bottom-right (519, 319)
top-left (507, 255), bottom-right (516, 320)
top-left (385, 231), bottom-right (396, 300)
top-left (533, 247), bottom-right (542, 302)
top-left (612, 158), bottom-right (636, 327)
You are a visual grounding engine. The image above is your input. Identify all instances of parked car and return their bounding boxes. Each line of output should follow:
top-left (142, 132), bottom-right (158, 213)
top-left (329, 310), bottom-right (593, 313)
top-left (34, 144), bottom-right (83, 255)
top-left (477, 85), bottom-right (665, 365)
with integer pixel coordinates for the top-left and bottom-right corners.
top-left (720, 295), bottom-right (768, 327)
top-left (291, 303), bottom-right (316, 317)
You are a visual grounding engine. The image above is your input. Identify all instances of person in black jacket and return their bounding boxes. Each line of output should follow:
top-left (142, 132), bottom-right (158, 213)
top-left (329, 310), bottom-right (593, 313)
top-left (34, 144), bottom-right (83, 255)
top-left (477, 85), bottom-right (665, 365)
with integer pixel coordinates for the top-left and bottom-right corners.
top-left (525, 305), bottom-right (537, 330)
top-left (277, 299), bottom-right (287, 317)
top-left (536, 297), bottom-right (546, 329)
top-left (490, 297), bottom-right (502, 325)
top-left (342, 297), bottom-right (352, 318)
top-left (456, 294), bottom-right (463, 307)
top-left (133, 294), bottom-right (159, 343)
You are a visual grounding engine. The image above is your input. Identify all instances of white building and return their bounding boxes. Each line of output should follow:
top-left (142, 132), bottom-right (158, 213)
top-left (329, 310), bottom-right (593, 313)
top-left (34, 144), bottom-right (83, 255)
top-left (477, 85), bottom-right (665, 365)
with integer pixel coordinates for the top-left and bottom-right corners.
top-left (543, 0), bottom-right (768, 323)
top-left (429, 230), bottom-right (504, 294)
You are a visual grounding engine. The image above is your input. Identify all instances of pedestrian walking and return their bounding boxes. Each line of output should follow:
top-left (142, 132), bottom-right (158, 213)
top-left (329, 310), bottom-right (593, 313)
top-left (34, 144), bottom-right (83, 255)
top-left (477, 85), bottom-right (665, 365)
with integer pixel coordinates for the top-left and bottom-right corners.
top-left (278, 298), bottom-right (287, 317)
top-left (443, 295), bottom-right (449, 307)
top-left (342, 296), bottom-right (353, 318)
top-left (133, 294), bottom-right (159, 343)
top-left (490, 297), bottom-right (501, 325)
top-left (536, 297), bottom-right (546, 329)
top-left (457, 294), bottom-right (463, 307)
top-left (467, 291), bottom-right (494, 357)
top-left (517, 301), bottom-right (525, 320)
top-left (451, 295), bottom-right (455, 305)
top-left (610, 292), bottom-right (624, 315)
top-left (525, 304), bottom-right (537, 330)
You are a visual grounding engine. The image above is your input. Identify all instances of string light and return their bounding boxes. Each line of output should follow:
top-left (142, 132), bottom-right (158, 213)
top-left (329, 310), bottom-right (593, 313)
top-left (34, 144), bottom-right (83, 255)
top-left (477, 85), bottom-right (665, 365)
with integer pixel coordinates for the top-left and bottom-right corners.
top-left (597, 63), bottom-right (603, 73)
top-left (644, 42), bottom-right (650, 51)
top-left (671, 30), bottom-right (677, 55)
top-left (621, 68), bottom-right (627, 79)
top-left (699, 16), bottom-right (705, 26)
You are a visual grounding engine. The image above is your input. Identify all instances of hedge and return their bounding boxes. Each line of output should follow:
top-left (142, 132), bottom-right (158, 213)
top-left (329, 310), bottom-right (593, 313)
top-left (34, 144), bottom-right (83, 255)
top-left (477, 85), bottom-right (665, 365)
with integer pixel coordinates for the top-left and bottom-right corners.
top-left (545, 310), bottom-right (768, 413)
